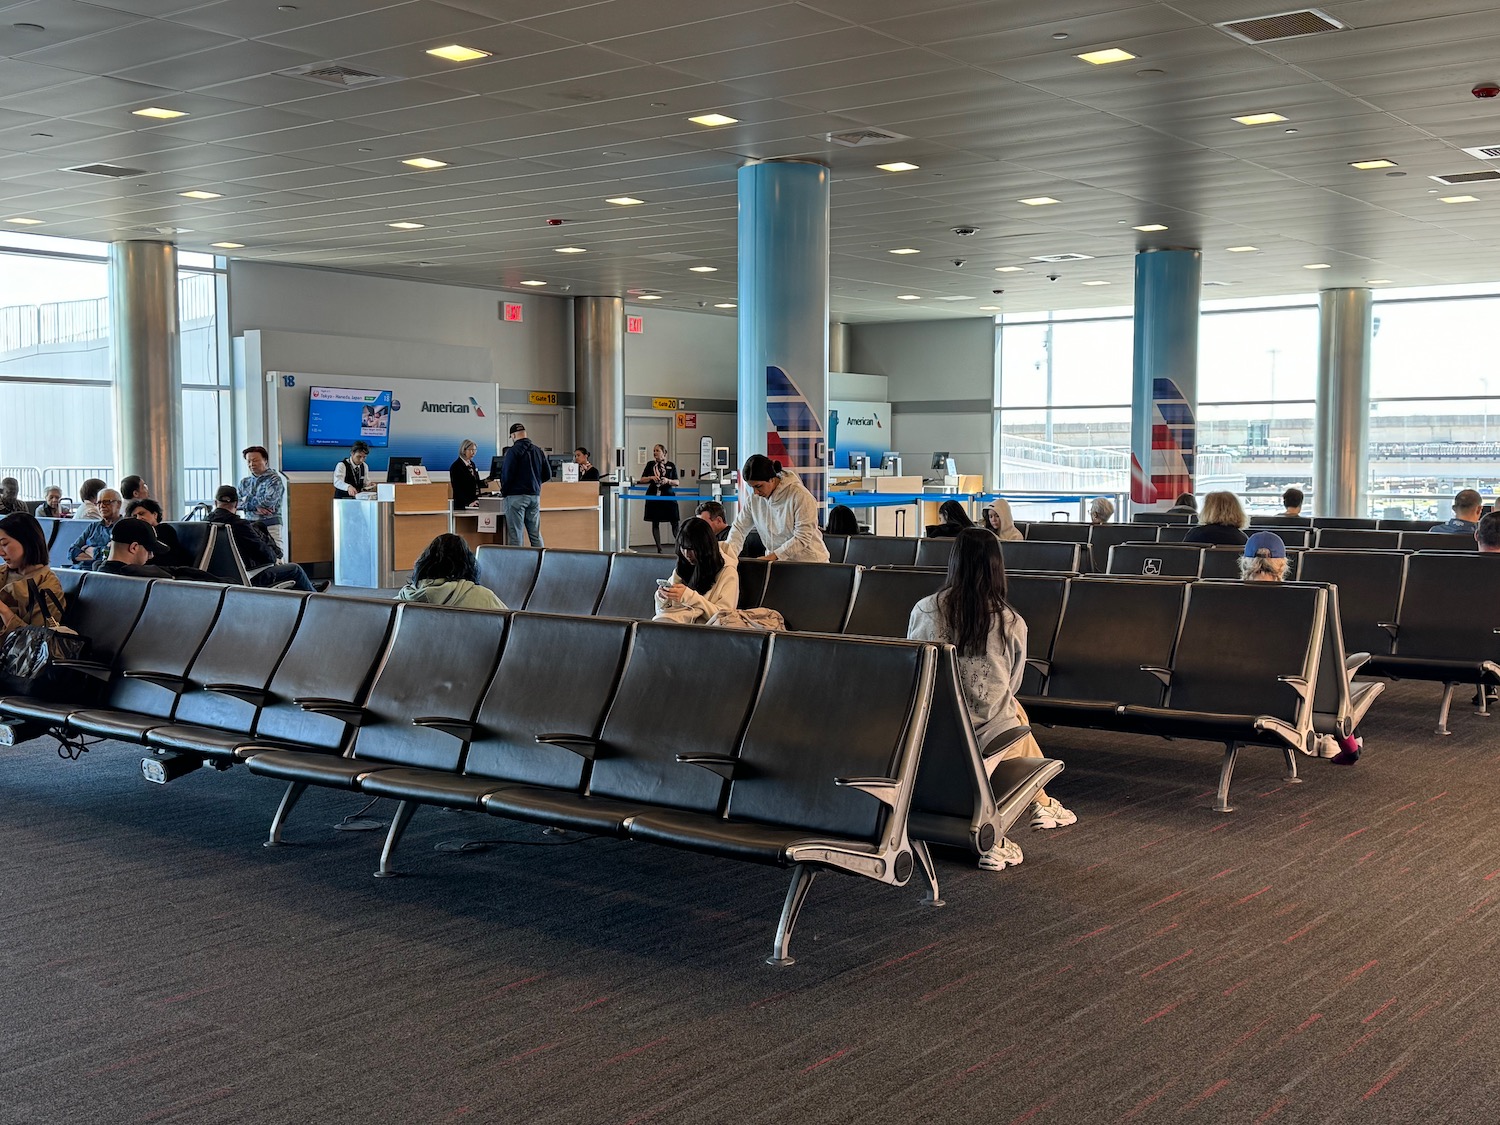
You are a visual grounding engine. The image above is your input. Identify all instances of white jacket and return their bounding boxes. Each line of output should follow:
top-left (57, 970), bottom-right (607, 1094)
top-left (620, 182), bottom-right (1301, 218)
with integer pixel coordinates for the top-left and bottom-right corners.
top-left (907, 594), bottom-right (1028, 747)
top-left (726, 471), bottom-right (830, 563)
top-left (653, 554), bottom-right (739, 623)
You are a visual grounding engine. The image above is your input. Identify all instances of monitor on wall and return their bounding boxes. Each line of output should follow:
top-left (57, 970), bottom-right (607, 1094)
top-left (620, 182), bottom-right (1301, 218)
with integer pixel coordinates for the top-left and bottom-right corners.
top-left (307, 386), bottom-right (393, 448)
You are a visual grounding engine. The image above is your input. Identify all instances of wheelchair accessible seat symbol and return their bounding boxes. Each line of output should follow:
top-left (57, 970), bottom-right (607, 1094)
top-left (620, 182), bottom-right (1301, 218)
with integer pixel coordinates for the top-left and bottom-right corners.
top-left (1143, 558), bottom-right (1162, 576)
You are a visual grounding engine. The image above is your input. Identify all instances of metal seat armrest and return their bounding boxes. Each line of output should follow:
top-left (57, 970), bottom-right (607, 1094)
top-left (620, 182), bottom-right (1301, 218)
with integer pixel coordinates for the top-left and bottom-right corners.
top-left (979, 724), bottom-right (1032, 761)
top-left (834, 776), bottom-right (901, 808)
top-left (121, 670), bottom-right (189, 690)
top-left (1378, 621), bottom-right (1399, 639)
top-left (413, 716), bottom-right (477, 741)
top-left (52, 658), bottom-right (112, 681)
top-left (1141, 665), bottom-right (1173, 686)
top-left (536, 732), bottom-right (600, 759)
top-left (676, 753), bottom-right (741, 780)
top-left (1024, 658), bottom-right (1051, 676)
top-left (293, 696), bottom-right (367, 725)
top-left (1344, 652), bottom-right (1371, 676)
top-left (1277, 674), bottom-right (1311, 701)
top-left (206, 683), bottom-right (270, 705)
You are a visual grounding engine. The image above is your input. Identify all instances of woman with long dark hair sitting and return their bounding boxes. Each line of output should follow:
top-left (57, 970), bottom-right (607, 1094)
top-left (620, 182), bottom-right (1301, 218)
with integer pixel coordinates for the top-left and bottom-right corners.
top-left (927, 499), bottom-right (974, 538)
top-left (0, 513), bottom-right (64, 633)
top-left (654, 516), bottom-right (738, 623)
top-left (907, 527), bottom-right (1075, 871)
top-left (824, 504), bottom-right (861, 536)
top-left (397, 533), bottom-right (507, 610)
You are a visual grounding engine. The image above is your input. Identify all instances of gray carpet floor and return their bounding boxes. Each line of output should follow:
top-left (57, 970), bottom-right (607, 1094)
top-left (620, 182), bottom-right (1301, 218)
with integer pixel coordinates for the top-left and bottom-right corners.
top-left (3, 677), bottom-right (1499, 1125)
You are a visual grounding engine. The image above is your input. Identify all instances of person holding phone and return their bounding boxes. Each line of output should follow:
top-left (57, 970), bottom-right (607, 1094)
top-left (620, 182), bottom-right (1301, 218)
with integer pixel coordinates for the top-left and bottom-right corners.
top-left (653, 517), bottom-right (737, 623)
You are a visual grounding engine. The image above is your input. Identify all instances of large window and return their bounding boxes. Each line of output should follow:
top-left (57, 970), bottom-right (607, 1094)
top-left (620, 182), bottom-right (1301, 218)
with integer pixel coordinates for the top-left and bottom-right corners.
top-left (179, 252), bottom-right (232, 505)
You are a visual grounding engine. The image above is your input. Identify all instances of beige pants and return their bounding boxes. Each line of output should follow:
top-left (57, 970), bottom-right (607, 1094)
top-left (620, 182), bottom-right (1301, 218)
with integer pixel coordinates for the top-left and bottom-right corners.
top-left (1003, 702), bottom-right (1050, 805)
top-left (263, 523), bottom-right (284, 554)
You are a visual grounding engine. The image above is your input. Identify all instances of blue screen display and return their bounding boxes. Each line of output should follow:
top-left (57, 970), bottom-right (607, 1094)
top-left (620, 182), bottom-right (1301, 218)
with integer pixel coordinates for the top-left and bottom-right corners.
top-left (307, 386), bottom-right (393, 448)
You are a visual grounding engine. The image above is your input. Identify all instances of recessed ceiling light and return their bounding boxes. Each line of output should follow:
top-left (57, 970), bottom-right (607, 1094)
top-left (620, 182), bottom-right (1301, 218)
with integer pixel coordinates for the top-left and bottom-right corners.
top-left (1349, 158), bottom-right (1396, 170)
top-left (1077, 47), bottom-right (1136, 64)
top-left (6, 217), bottom-right (44, 225)
top-left (388, 221), bottom-right (425, 229)
top-left (638, 294), bottom-right (662, 300)
top-left (1233, 112), bottom-right (1288, 125)
top-left (888, 247), bottom-right (920, 255)
top-left (1304, 263), bottom-right (1332, 269)
top-left (426, 44), bottom-right (492, 62)
top-left (520, 279), bottom-right (547, 286)
top-left (979, 305), bottom-right (1002, 311)
top-left (1081, 280), bottom-right (1110, 285)
top-left (688, 113), bottom-right (737, 127)
top-left (179, 190), bottom-right (221, 200)
top-left (1367, 278), bottom-right (1392, 284)
top-left (714, 302), bottom-right (737, 309)
top-left (401, 157), bottom-right (448, 169)
top-left (994, 265), bottom-right (1024, 273)
top-left (689, 265), bottom-right (718, 273)
top-left (211, 241), bottom-right (244, 249)
top-left (1225, 245), bottom-right (1259, 252)
top-left (876, 161), bottom-right (919, 172)
top-left (554, 246), bottom-right (587, 254)
top-left (1133, 223), bottom-right (1168, 232)
top-left (1440, 194), bottom-right (1480, 203)
top-left (133, 107), bottom-right (188, 119)
top-left (606, 196), bottom-right (645, 206)
top-left (1019, 196), bottom-right (1060, 206)
top-left (896, 294), bottom-right (921, 300)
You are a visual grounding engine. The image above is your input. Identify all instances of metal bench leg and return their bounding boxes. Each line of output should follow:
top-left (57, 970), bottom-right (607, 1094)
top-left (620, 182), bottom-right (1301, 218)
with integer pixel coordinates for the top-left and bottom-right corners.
top-left (1282, 744), bottom-right (1303, 784)
top-left (1213, 744), bottom-right (1239, 814)
top-left (767, 864), bottom-right (818, 967)
top-left (264, 781), bottom-right (307, 847)
top-left (1436, 683), bottom-right (1456, 736)
top-left (1477, 686), bottom-right (1492, 717)
top-left (373, 800), bottom-right (417, 878)
top-left (912, 840), bottom-right (945, 908)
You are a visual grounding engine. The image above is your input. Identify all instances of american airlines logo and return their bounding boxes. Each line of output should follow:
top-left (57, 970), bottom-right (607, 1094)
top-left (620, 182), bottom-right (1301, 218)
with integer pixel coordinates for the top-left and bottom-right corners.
top-left (420, 401), bottom-right (470, 413)
top-left (844, 414), bottom-right (882, 427)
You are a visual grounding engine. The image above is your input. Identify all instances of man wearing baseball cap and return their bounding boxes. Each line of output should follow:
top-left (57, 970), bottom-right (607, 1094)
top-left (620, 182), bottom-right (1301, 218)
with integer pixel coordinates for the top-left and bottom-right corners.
top-left (498, 420), bottom-right (551, 547)
top-left (1239, 530), bottom-right (1288, 582)
top-left (97, 518), bottom-right (217, 582)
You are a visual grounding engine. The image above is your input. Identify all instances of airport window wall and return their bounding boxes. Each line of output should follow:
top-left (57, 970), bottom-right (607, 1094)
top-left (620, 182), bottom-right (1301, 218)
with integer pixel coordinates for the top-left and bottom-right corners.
top-left (993, 289), bottom-right (1500, 518)
top-left (0, 233), bottom-right (231, 510)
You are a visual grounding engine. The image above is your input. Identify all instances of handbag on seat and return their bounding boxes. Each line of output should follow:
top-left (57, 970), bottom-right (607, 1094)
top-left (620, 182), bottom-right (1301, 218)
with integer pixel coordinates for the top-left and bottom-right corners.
top-left (0, 581), bottom-right (87, 699)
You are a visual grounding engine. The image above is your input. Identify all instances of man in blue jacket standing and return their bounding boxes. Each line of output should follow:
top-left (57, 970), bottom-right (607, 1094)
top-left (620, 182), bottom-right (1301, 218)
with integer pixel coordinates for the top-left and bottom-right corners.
top-left (500, 421), bottom-right (551, 546)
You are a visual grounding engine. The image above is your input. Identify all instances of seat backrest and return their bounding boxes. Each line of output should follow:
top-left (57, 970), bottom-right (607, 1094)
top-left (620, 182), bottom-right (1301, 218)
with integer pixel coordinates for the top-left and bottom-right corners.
top-left (33, 517), bottom-right (66, 557)
top-left (1136, 511), bottom-right (1195, 524)
top-left (524, 548), bottom-right (610, 614)
top-left (1198, 547), bottom-right (1245, 580)
top-left (464, 613), bottom-right (633, 789)
top-left (1378, 518), bottom-right (1440, 532)
top-left (475, 545), bottom-right (542, 609)
top-left (1249, 516), bottom-right (1311, 528)
top-left (254, 595), bottom-right (398, 750)
top-left (761, 562), bottom-right (858, 632)
top-left (914, 536), bottom-right (954, 569)
top-left (1088, 523), bottom-right (1158, 571)
top-left (1404, 531), bottom-right (1476, 552)
top-left (727, 632), bottom-right (927, 841)
top-left (1392, 553), bottom-right (1500, 661)
top-left (1294, 579), bottom-right (1350, 723)
top-left (1025, 522), bottom-right (1090, 543)
top-left (588, 622), bottom-right (768, 811)
top-left (999, 540), bottom-right (1082, 573)
top-left (1316, 528), bottom-right (1400, 551)
top-left (1155, 523), bottom-right (1195, 543)
top-left (105, 581), bottom-right (227, 718)
top-left (594, 551), bottom-right (675, 619)
top-left (1006, 573), bottom-right (1069, 696)
top-left (351, 604), bottom-right (506, 770)
top-left (1295, 550), bottom-right (1406, 657)
top-left (1263, 527), bottom-right (1311, 548)
top-left (821, 533), bottom-right (849, 563)
top-left (845, 535), bottom-right (919, 568)
top-left (200, 524), bottom-right (248, 584)
top-left (65, 570), bottom-right (152, 666)
top-left (53, 565), bottom-right (86, 604)
top-left (174, 587), bottom-right (307, 733)
top-left (842, 567), bottom-right (947, 639)
top-left (168, 521), bottom-right (214, 568)
top-left (1313, 516), bottom-right (1377, 529)
top-left (1168, 583), bottom-right (1323, 719)
top-left (1045, 578), bottom-right (1185, 705)
top-left (1107, 542), bottom-right (1203, 577)
top-left (910, 644), bottom-right (983, 820)
top-left (736, 557), bottom-right (770, 608)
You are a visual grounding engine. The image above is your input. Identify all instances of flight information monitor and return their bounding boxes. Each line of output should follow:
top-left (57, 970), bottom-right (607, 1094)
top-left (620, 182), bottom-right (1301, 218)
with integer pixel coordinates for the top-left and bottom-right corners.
top-left (307, 386), bottom-right (393, 448)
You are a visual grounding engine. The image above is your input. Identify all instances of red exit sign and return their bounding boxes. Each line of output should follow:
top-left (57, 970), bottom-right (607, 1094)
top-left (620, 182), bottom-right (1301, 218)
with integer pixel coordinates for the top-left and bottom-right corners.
top-left (626, 314), bottom-right (644, 334)
top-left (501, 301), bottom-right (523, 322)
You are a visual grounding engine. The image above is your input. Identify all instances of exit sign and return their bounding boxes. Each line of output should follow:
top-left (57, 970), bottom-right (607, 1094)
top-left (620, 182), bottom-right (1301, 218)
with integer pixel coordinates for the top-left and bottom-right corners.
top-left (626, 314), bottom-right (644, 334)
top-left (501, 302), bottom-right (523, 322)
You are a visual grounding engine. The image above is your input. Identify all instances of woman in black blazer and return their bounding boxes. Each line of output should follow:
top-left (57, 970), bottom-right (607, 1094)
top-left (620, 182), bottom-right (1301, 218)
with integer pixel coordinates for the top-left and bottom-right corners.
top-left (449, 439), bottom-right (483, 509)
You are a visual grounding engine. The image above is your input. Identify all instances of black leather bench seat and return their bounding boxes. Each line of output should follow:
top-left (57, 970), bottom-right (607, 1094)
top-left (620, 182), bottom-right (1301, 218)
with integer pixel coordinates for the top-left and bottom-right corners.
top-left (67, 709), bottom-right (172, 741)
top-left (146, 723), bottom-right (255, 758)
top-left (627, 809), bottom-right (883, 867)
top-left (480, 787), bottom-right (656, 836)
top-left (244, 748), bottom-right (382, 789)
top-left (357, 767), bottom-right (509, 809)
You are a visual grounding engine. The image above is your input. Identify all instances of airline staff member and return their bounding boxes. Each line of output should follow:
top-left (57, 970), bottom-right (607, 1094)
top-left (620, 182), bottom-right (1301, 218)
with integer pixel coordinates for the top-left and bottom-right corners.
top-left (334, 441), bottom-right (371, 499)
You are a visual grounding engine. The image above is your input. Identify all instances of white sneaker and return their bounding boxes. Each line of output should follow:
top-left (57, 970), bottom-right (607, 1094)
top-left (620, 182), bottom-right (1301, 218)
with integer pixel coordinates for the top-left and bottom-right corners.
top-left (1029, 796), bottom-right (1078, 830)
top-left (978, 836), bottom-right (1023, 871)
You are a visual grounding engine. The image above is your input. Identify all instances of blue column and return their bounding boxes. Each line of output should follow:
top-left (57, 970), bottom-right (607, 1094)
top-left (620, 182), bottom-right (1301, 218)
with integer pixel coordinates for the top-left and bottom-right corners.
top-left (1130, 249), bottom-right (1202, 507)
top-left (737, 159), bottom-right (830, 501)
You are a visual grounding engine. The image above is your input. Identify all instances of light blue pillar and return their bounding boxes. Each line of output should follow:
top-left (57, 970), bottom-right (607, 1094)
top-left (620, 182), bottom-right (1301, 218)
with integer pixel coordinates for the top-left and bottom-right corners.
top-left (1130, 249), bottom-right (1202, 507)
top-left (737, 159), bottom-right (830, 501)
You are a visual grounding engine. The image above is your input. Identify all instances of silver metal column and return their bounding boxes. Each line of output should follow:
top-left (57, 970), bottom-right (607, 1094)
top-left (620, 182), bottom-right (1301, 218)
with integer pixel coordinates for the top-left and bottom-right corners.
top-left (1314, 288), bottom-right (1373, 518)
top-left (110, 240), bottom-right (182, 516)
top-left (574, 295), bottom-right (624, 470)
top-left (829, 321), bottom-right (849, 373)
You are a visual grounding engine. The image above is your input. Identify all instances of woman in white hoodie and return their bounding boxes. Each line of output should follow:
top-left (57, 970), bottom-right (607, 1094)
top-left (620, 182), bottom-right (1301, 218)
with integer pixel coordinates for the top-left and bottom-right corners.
top-left (726, 455), bottom-right (830, 563)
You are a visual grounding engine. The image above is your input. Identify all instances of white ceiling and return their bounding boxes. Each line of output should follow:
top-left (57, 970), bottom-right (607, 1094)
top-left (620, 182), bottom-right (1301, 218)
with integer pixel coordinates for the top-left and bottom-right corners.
top-left (2, 0), bottom-right (1500, 319)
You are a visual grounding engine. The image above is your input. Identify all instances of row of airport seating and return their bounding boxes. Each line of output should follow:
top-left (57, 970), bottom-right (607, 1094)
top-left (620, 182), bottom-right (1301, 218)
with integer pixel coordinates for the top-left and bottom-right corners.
top-left (0, 569), bottom-right (1062, 965)
top-left (37, 516), bottom-right (272, 586)
top-left (1136, 513), bottom-right (1442, 531)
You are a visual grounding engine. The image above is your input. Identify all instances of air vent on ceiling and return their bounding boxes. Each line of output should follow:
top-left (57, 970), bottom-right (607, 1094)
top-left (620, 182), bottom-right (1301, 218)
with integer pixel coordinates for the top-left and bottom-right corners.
top-left (824, 128), bottom-right (909, 148)
top-left (278, 62), bottom-right (399, 89)
top-left (1461, 144), bottom-right (1500, 162)
top-left (1030, 252), bottom-right (1094, 263)
top-left (70, 163), bottom-right (146, 178)
top-left (1217, 8), bottom-right (1345, 44)
top-left (1430, 169), bottom-right (1500, 185)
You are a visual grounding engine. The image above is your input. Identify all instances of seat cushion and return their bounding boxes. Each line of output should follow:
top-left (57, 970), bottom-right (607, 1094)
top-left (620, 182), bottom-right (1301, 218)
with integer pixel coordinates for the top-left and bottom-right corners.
top-left (242, 748), bottom-right (373, 788)
top-left (359, 768), bottom-right (508, 809)
top-left (1367, 657), bottom-right (1495, 683)
top-left (68, 709), bottom-right (170, 742)
top-left (146, 724), bottom-right (251, 759)
top-left (0, 696), bottom-right (78, 725)
top-left (480, 786), bottom-right (644, 836)
top-left (628, 808), bottom-right (877, 867)
top-left (1112, 706), bottom-right (1287, 746)
top-left (1020, 699), bottom-right (1121, 728)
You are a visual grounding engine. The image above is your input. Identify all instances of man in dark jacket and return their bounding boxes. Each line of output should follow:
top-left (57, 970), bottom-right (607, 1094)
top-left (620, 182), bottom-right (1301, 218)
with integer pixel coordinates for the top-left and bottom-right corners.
top-left (207, 486), bottom-right (319, 591)
top-left (97, 519), bottom-right (218, 582)
top-left (499, 422), bottom-right (551, 546)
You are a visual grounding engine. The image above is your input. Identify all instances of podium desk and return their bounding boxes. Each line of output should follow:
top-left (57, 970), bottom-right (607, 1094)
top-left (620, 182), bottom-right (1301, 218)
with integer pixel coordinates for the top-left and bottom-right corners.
top-left (332, 483), bottom-right (450, 588)
top-left (450, 481), bottom-right (602, 551)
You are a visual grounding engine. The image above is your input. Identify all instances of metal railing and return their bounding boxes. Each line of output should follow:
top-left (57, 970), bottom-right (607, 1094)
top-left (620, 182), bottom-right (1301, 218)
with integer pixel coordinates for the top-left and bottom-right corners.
top-left (0, 465), bottom-right (224, 513)
top-left (0, 273), bottom-right (217, 355)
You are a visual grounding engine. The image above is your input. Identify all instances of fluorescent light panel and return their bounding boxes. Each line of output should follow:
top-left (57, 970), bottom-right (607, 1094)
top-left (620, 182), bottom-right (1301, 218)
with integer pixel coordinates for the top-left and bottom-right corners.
top-left (1077, 47), bottom-right (1136, 64)
top-left (1233, 112), bottom-right (1287, 125)
top-left (1304, 263), bottom-right (1331, 269)
top-left (1225, 245), bottom-right (1259, 252)
top-left (426, 44), bottom-right (491, 62)
top-left (689, 113), bottom-right (737, 127)
top-left (994, 266), bottom-right (1024, 273)
top-left (888, 247), bottom-right (920, 254)
top-left (388, 221), bottom-right (424, 229)
top-left (133, 107), bottom-right (187, 119)
top-left (211, 241), bottom-right (244, 248)
top-left (638, 294), bottom-right (662, 300)
top-left (179, 190), bottom-right (221, 199)
top-left (714, 303), bottom-right (737, 309)
top-left (688, 265), bottom-right (717, 272)
top-left (6, 217), bottom-right (44, 224)
top-left (1441, 195), bottom-right (1480, 203)
top-left (554, 246), bottom-right (587, 254)
top-left (896, 294), bottom-right (921, 300)
top-left (1350, 158), bottom-right (1396, 170)
top-left (876, 161), bottom-right (919, 172)
top-left (1019, 196), bottom-right (1060, 206)
top-left (520, 280), bottom-right (547, 286)
top-left (1133, 224), bottom-right (1168, 232)
top-left (402, 157), bottom-right (448, 169)
top-left (606, 196), bottom-right (645, 206)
